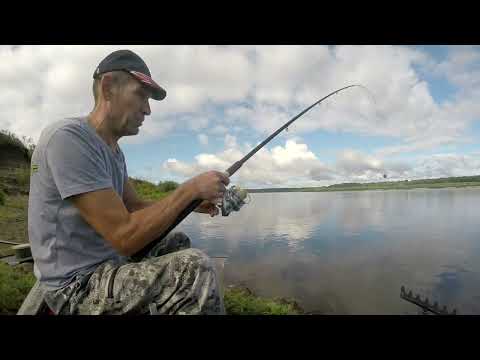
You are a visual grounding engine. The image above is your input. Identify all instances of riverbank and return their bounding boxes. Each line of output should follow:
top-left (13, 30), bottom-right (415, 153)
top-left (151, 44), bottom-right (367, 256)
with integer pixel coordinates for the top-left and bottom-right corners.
top-left (0, 261), bottom-right (303, 315)
top-left (247, 176), bottom-right (480, 193)
top-left (0, 172), bottom-right (304, 315)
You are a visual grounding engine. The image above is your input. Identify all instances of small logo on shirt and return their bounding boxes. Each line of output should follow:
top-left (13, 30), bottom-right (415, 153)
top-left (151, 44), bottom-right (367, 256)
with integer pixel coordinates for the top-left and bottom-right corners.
top-left (31, 164), bottom-right (39, 174)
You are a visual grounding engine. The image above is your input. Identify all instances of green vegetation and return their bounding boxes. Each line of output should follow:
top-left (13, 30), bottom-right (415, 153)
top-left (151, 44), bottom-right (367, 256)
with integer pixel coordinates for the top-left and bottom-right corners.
top-left (12, 166), bottom-right (31, 189)
top-left (0, 166), bottom-right (31, 195)
top-left (0, 188), bottom-right (5, 206)
top-left (247, 175), bottom-right (480, 193)
top-left (129, 177), bottom-right (177, 200)
top-left (223, 286), bottom-right (303, 315)
top-left (0, 163), bottom-right (300, 314)
top-left (0, 262), bottom-right (301, 314)
top-left (0, 129), bottom-right (35, 160)
top-left (7, 129), bottom-right (480, 315)
top-left (0, 262), bottom-right (36, 314)
top-left (0, 194), bottom-right (29, 258)
top-left (157, 181), bottom-right (179, 193)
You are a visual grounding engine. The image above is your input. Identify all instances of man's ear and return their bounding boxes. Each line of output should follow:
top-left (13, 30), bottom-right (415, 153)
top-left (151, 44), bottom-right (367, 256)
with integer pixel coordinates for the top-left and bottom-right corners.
top-left (100, 73), bottom-right (114, 101)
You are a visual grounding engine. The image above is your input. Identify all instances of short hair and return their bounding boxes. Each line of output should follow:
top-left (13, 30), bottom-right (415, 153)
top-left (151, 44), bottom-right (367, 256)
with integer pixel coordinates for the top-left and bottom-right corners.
top-left (92, 70), bottom-right (133, 106)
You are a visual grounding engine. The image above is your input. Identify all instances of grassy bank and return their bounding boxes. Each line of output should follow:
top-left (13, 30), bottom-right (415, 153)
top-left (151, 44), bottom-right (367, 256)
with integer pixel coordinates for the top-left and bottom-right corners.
top-left (224, 286), bottom-right (303, 315)
top-left (0, 169), bottom-right (301, 314)
top-left (0, 194), bottom-right (29, 258)
top-left (0, 261), bottom-right (302, 315)
top-left (247, 175), bottom-right (480, 193)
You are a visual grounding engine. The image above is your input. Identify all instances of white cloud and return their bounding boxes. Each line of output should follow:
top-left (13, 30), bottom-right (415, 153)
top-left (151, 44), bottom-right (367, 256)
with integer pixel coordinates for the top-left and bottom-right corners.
top-left (0, 45), bottom-right (252, 143)
top-left (4, 45), bottom-right (480, 186)
top-left (336, 149), bottom-right (384, 175)
top-left (209, 125), bottom-right (229, 135)
top-left (187, 117), bottom-right (209, 132)
top-left (157, 140), bottom-right (480, 187)
top-left (407, 153), bottom-right (480, 179)
top-left (432, 46), bottom-right (480, 91)
top-left (2, 45), bottom-right (477, 149)
top-left (375, 135), bottom-right (463, 157)
top-left (163, 139), bottom-right (335, 187)
top-left (198, 133), bottom-right (209, 146)
top-left (224, 134), bottom-right (237, 149)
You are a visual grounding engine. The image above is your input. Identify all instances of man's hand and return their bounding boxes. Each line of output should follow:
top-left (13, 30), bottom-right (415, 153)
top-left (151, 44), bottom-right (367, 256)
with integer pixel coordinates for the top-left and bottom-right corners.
top-left (194, 200), bottom-right (220, 217)
top-left (188, 170), bottom-right (230, 203)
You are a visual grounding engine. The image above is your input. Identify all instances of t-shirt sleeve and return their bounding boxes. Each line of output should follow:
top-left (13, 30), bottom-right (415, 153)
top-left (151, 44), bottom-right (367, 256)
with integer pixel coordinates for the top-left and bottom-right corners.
top-left (46, 128), bottom-right (113, 200)
top-left (123, 158), bottom-right (129, 184)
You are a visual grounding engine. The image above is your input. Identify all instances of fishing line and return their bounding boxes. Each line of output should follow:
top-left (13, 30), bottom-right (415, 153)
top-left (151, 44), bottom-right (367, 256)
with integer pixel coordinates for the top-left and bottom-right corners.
top-left (134, 84), bottom-right (376, 258)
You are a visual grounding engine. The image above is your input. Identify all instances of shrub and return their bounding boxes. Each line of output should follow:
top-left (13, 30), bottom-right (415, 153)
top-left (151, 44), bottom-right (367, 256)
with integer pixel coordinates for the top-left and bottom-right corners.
top-left (157, 181), bottom-right (178, 193)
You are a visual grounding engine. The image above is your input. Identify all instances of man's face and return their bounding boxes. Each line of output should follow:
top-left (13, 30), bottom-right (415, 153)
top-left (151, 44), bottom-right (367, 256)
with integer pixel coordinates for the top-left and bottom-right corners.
top-left (109, 77), bottom-right (152, 137)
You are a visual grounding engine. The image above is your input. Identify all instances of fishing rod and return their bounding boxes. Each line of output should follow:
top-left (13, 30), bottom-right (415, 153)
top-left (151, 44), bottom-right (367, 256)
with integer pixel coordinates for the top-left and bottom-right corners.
top-left (134, 84), bottom-right (369, 258)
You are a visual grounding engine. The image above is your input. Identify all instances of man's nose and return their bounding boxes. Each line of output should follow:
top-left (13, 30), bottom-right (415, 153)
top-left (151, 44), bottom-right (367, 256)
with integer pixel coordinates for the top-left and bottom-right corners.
top-left (143, 99), bottom-right (151, 116)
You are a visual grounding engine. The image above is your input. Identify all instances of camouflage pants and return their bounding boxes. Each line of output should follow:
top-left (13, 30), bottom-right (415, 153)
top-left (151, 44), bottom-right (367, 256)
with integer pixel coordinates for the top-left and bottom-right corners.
top-left (44, 232), bottom-right (225, 315)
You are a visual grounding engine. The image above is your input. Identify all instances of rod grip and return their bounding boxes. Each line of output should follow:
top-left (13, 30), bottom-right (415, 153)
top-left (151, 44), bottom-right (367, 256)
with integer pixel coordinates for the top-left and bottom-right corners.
top-left (131, 198), bottom-right (203, 260)
top-left (134, 168), bottom-right (234, 259)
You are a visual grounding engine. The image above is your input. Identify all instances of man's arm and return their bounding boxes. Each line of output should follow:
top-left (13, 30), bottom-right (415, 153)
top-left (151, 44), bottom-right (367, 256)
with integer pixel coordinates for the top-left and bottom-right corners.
top-left (123, 179), bottom-right (155, 212)
top-left (123, 178), bottom-right (219, 215)
top-left (70, 171), bottom-right (229, 257)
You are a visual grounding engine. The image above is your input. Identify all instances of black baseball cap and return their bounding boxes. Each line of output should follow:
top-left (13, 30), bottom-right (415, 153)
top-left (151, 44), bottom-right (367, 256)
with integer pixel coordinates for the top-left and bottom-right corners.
top-left (93, 49), bottom-right (167, 101)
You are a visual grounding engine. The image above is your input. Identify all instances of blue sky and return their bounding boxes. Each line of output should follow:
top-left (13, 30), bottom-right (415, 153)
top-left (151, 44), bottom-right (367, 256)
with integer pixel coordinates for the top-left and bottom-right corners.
top-left (2, 45), bottom-right (480, 187)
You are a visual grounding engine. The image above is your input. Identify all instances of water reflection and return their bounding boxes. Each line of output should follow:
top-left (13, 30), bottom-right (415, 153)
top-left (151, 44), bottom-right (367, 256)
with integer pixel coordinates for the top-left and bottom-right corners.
top-left (179, 188), bottom-right (480, 314)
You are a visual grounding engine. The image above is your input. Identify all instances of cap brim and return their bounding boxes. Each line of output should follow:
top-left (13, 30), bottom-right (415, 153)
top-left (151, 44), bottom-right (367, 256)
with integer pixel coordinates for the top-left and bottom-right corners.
top-left (129, 70), bottom-right (167, 101)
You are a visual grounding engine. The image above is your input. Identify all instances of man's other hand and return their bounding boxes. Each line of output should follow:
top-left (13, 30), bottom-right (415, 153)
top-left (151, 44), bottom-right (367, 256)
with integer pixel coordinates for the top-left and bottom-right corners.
top-left (194, 200), bottom-right (220, 217)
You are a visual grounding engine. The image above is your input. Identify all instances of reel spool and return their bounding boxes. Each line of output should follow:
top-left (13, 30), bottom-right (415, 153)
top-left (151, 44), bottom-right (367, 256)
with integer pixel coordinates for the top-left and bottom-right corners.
top-left (220, 185), bottom-right (250, 216)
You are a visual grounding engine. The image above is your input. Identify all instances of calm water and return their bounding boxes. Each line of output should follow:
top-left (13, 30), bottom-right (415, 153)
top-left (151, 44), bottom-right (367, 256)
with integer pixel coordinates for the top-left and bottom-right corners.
top-left (178, 188), bottom-right (480, 314)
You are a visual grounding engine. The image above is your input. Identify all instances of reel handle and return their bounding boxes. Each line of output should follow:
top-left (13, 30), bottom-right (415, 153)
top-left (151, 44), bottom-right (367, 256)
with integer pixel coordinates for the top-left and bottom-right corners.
top-left (133, 170), bottom-right (231, 259)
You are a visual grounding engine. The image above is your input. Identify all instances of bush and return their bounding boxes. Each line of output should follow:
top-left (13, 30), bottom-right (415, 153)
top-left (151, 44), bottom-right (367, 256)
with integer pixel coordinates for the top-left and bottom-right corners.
top-left (0, 130), bottom-right (35, 160)
top-left (129, 178), bottom-right (168, 201)
top-left (157, 181), bottom-right (178, 193)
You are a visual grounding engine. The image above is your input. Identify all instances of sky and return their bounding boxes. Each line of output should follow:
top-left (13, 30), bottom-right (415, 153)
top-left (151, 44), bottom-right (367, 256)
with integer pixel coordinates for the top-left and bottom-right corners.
top-left (2, 45), bottom-right (480, 188)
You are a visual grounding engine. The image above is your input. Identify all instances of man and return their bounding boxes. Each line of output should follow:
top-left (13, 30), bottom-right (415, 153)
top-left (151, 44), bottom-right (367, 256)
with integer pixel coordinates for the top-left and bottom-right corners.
top-left (28, 49), bottom-right (229, 315)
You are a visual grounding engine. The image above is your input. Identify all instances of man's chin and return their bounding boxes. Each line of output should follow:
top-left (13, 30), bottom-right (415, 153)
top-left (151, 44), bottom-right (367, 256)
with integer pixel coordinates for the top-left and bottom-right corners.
top-left (125, 128), bottom-right (140, 136)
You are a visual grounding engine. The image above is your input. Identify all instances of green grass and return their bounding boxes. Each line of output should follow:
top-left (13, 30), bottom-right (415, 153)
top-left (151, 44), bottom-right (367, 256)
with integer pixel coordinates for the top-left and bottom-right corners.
top-left (0, 194), bottom-right (29, 257)
top-left (223, 286), bottom-right (303, 315)
top-left (0, 155), bottom-right (302, 314)
top-left (0, 166), bottom-right (31, 195)
top-left (0, 190), bottom-right (303, 315)
top-left (0, 262), bottom-right (302, 315)
top-left (0, 130), bottom-right (304, 315)
top-left (12, 166), bottom-right (31, 189)
top-left (0, 262), bottom-right (36, 314)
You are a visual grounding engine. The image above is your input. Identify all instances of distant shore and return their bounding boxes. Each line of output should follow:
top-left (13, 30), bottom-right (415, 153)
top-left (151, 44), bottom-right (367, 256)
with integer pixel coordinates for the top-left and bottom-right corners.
top-left (246, 176), bottom-right (480, 193)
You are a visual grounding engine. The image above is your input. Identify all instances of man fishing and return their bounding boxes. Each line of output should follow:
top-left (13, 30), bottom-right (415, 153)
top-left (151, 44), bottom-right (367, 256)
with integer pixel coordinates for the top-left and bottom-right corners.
top-left (28, 49), bottom-right (229, 315)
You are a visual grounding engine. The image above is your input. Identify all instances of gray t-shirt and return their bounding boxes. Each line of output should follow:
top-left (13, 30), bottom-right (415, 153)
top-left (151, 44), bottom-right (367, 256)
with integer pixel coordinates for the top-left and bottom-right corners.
top-left (28, 117), bottom-right (128, 290)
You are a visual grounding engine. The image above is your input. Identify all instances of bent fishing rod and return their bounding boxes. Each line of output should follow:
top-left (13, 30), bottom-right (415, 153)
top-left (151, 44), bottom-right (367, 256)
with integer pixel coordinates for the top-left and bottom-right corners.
top-left (134, 84), bottom-right (367, 258)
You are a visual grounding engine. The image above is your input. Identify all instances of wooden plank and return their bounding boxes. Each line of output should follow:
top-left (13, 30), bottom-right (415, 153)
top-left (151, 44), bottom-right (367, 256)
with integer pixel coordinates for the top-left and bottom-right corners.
top-left (0, 240), bottom-right (21, 245)
top-left (17, 280), bottom-right (48, 315)
top-left (212, 257), bottom-right (227, 300)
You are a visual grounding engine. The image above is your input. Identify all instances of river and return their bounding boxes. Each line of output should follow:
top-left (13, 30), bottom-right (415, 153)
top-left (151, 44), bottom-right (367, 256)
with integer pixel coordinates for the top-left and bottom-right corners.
top-left (179, 188), bottom-right (480, 314)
